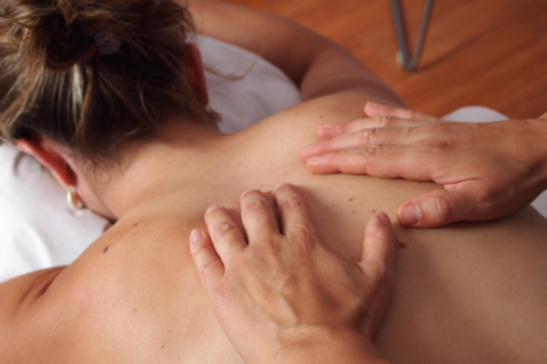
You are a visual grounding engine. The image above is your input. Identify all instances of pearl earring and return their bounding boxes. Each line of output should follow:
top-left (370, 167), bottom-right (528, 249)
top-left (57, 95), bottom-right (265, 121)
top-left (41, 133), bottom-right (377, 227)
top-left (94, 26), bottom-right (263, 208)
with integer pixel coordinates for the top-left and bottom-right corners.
top-left (67, 186), bottom-right (84, 209)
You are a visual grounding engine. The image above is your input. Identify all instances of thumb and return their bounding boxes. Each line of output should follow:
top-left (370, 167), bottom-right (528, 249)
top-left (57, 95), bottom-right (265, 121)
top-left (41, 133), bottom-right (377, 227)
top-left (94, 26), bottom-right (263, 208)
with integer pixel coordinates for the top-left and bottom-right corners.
top-left (189, 229), bottom-right (225, 293)
top-left (397, 187), bottom-right (482, 228)
top-left (357, 213), bottom-right (398, 282)
top-left (357, 213), bottom-right (399, 338)
top-left (538, 111), bottom-right (547, 121)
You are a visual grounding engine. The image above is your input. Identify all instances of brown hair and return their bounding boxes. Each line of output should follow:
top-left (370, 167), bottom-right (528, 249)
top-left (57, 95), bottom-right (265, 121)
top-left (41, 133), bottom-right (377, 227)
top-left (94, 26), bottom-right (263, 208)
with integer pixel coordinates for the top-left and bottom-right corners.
top-left (0, 0), bottom-right (208, 165)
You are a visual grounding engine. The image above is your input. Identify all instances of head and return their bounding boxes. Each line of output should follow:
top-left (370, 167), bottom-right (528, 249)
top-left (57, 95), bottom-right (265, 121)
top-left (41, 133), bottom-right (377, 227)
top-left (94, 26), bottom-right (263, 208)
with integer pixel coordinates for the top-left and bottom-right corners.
top-left (0, 0), bottom-right (211, 215)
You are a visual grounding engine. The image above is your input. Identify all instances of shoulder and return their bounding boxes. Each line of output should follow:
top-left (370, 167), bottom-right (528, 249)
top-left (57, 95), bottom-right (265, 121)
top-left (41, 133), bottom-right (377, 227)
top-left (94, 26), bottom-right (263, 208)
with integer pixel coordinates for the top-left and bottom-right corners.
top-left (0, 267), bottom-right (68, 363)
top-left (253, 90), bottom-right (385, 134)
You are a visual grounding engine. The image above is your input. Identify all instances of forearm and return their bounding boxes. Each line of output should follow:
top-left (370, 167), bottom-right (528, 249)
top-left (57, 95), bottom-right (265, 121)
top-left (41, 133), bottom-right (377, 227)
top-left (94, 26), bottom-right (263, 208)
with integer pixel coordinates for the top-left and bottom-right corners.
top-left (185, 0), bottom-right (403, 104)
top-left (184, 0), bottom-right (328, 83)
top-left (298, 45), bottom-right (404, 104)
top-left (275, 330), bottom-right (392, 364)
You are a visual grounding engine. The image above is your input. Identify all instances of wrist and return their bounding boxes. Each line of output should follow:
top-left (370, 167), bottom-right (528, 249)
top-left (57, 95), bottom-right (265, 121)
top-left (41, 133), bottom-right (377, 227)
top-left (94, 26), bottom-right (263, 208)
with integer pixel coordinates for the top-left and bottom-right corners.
top-left (274, 327), bottom-right (391, 364)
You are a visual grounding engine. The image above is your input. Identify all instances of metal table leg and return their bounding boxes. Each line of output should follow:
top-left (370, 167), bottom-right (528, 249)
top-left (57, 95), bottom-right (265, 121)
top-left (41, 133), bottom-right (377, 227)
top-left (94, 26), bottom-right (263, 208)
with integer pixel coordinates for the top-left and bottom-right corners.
top-left (390, 0), bottom-right (435, 71)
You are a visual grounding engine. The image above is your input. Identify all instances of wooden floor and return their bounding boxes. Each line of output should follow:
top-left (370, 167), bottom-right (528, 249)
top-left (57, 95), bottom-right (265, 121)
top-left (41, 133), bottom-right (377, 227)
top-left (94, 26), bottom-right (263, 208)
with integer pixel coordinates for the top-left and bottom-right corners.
top-left (225, 0), bottom-right (547, 119)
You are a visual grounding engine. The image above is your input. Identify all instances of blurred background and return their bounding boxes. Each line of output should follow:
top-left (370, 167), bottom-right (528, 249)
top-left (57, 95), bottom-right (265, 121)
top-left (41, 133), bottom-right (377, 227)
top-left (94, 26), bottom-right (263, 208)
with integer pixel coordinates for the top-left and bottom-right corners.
top-left (226, 0), bottom-right (547, 119)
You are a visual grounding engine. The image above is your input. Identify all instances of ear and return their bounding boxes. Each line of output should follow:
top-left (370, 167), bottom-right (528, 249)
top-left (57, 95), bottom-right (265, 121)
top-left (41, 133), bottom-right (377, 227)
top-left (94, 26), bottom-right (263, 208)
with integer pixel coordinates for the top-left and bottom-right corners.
top-left (182, 43), bottom-right (209, 106)
top-left (16, 138), bottom-right (76, 189)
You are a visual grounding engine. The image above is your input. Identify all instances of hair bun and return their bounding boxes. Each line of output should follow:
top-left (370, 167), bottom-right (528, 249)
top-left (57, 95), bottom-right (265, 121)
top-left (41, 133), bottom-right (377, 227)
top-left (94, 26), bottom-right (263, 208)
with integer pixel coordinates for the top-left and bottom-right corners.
top-left (42, 12), bottom-right (96, 71)
top-left (1, 0), bottom-right (200, 163)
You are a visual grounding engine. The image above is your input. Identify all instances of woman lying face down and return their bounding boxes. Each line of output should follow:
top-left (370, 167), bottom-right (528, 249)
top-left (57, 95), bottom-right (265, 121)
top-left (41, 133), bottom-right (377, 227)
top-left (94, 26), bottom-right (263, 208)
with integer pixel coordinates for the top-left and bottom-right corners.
top-left (0, 0), bottom-right (546, 363)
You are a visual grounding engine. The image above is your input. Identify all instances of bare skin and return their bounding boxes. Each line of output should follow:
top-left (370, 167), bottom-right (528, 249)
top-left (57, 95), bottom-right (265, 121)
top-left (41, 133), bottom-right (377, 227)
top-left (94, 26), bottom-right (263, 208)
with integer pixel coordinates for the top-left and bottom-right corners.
top-left (2, 88), bottom-right (547, 363)
top-left (1, 2), bottom-right (547, 364)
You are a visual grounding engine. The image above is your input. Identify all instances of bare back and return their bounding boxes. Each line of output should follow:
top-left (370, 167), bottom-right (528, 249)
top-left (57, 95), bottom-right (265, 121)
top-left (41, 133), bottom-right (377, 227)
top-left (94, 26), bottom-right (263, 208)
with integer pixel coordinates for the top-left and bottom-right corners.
top-left (2, 91), bottom-right (547, 364)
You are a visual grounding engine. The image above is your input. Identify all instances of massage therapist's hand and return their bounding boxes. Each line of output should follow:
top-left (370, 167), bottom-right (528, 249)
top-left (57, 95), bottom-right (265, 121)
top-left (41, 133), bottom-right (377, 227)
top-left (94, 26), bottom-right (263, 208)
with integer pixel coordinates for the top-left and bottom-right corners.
top-left (301, 102), bottom-right (547, 228)
top-left (189, 184), bottom-right (397, 364)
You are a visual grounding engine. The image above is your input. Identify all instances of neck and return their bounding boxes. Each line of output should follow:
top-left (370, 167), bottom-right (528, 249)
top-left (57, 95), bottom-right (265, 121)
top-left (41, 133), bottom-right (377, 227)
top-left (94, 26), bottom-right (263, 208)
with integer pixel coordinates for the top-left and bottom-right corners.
top-left (94, 121), bottom-right (228, 220)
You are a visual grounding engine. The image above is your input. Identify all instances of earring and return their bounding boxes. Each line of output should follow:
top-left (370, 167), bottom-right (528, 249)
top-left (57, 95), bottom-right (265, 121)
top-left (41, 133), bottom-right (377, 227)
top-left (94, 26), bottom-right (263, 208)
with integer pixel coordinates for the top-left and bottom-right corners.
top-left (67, 186), bottom-right (84, 209)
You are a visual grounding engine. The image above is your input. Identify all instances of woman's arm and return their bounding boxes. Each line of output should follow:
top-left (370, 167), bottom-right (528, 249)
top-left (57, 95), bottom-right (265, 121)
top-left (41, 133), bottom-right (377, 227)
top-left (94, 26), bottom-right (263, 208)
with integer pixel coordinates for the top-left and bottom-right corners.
top-left (184, 0), bottom-right (403, 104)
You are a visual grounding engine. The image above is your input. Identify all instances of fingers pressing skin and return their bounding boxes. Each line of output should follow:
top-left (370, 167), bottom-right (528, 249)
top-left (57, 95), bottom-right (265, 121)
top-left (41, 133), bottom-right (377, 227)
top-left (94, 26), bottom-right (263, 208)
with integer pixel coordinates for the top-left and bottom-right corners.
top-left (239, 190), bottom-right (280, 243)
top-left (397, 183), bottom-right (503, 228)
top-left (274, 183), bottom-right (322, 239)
top-left (304, 147), bottom-right (402, 176)
top-left (305, 125), bottom-right (438, 160)
top-left (398, 188), bottom-right (469, 227)
top-left (357, 213), bottom-right (399, 337)
top-left (302, 103), bottom-right (547, 228)
top-left (190, 184), bottom-right (400, 363)
top-left (304, 144), bottom-right (436, 180)
top-left (358, 213), bottom-right (398, 278)
top-left (315, 116), bottom-right (433, 139)
top-left (189, 229), bottom-right (224, 293)
top-left (204, 205), bottom-right (248, 262)
top-left (364, 102), bottom-right (438, 122)
top-left (302, 102), bottom-right (441, 161)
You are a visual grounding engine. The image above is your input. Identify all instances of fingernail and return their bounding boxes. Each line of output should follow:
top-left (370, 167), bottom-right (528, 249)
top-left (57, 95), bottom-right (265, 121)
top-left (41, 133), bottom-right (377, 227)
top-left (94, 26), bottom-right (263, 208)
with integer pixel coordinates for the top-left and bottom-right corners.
top-left (206, 205), bottom-right (222, 214)
top-left (377, 213), bottom-right (391, 227)
top-left (400, 204), bottom-right (421, 226)
top-left (190, 229), bottom-right (204, 242)
top-left (301, 144), bottom-right (314, 152)
top-left (367, 102), bottom-right (379, 108)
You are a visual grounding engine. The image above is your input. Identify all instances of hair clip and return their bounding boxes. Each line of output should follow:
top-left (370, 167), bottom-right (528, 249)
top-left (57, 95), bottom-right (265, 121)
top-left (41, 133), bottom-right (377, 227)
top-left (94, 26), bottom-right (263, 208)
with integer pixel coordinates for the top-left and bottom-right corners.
top-left (93, 32), bottom-right (122, 56)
